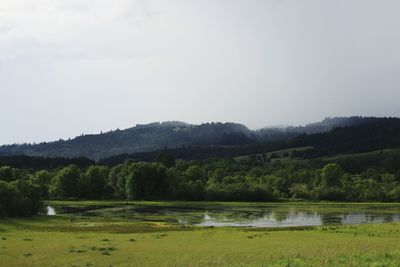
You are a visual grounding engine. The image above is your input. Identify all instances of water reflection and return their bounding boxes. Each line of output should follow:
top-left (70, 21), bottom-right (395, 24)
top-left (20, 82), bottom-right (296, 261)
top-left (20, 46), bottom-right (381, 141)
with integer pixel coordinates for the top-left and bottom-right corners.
top-left (197, 210), bottom-right (322, 227)
top-left (46, 206), bottom-right (56, 216)
top-left (45, 204), bottom-right (400, 228)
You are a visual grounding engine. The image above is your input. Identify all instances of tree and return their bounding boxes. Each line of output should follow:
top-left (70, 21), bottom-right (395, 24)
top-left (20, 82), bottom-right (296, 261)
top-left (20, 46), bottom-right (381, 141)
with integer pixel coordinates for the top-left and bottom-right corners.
top-left (156, 152), bottom-right (176, 168)
top-left (0, 166), bottom-right (25, 182)
top-left (185, 165), bottom-right (206, 182)
top-left (50, 165), bottom-right (81, 198)
top-left (0, 181), bottom-right (18, 217)
top-left (289, 183), bottom-right (310, 199)
top-left (108, 164), bottom-right (128, 199)
top-left (30, 170), bottom-right (52, 198)
top-left (11, 179), bottom-right (42, 216)
top-left (0, 180), bottom-right (41, 217)
top-left (84, 166), bottom-right (110, 199)
top-left (321, 163), bottom-right (343, 188)
top-left (126, 163), bottom-right (167, 200)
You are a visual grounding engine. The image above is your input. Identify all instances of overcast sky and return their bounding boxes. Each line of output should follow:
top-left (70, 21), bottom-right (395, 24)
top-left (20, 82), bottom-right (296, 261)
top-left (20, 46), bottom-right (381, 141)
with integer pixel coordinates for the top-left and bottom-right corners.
top-left (1, 0), bottom-right (400, 144)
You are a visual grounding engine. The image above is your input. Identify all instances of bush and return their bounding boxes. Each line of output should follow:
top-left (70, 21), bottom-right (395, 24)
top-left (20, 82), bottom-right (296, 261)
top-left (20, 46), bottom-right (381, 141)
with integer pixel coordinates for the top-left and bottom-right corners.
top-left (289, 184), bottom-right (311, 199)
top-left (315, 187), bottom-right (345, 201)
top-left (0, 180), bottom-right (42, 217)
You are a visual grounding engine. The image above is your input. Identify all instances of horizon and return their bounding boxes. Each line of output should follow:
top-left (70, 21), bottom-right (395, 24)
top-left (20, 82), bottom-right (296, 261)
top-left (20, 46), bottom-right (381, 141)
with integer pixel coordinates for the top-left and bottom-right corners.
top-left (1, 115), bottom-right (397, 146)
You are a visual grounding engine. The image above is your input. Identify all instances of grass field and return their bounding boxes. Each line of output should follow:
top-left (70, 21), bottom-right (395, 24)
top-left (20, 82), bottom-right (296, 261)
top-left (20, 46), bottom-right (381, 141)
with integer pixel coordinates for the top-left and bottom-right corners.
top-left (321, 148), bottom-right (400, 161)
top-left (234, 146), bottom-right (313, 163)
top-left (2, 202), bottom-right (400, 266)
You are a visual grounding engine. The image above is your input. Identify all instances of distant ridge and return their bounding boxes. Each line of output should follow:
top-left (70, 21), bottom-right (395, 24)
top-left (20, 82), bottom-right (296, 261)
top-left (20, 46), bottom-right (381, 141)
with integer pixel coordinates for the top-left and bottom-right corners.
top-left (0, 117), bottom-right (397, 160)
top-left (0, 122), bottom-right (255, 160)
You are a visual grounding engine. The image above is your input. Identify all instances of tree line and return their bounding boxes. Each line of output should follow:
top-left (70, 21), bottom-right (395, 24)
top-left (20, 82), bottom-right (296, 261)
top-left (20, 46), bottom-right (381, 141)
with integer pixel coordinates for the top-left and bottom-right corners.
top-left (2, 152), bottom-right (400, 217)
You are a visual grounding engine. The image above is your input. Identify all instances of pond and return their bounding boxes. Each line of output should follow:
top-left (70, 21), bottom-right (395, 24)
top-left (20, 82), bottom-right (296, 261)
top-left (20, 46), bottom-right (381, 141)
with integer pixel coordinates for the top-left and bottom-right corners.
top-left (45, 202), bottom-right (400, 228)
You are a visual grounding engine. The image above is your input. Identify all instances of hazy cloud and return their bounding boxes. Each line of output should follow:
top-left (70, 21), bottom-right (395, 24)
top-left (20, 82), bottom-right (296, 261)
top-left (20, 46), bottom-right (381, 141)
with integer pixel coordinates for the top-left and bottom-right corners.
top-left (1, 0), bottom-right (400, 144)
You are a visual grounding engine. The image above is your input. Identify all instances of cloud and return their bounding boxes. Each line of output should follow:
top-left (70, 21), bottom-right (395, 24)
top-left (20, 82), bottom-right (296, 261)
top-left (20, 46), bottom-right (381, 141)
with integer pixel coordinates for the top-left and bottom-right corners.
top-left (0, 0), bottom-right (400, 144)
top-left (0, 0), bottom-right (163, 60)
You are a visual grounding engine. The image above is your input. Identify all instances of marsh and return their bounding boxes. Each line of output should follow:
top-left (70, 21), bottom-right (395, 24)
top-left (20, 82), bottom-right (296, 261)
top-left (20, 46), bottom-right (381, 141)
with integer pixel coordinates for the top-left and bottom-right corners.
top-left (46, 201), bottom-right (400, 228)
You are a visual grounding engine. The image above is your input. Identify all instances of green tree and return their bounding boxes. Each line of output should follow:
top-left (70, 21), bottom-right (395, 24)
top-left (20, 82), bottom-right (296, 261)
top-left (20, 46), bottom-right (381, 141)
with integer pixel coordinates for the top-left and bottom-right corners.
top-left (321, 163), bottom-right (343, 188)
top-left (11, 179), bottom-right (42, 216)
top-left (0, 166), bottom-right (25, 182)
top-left (30, 170), bottom-right (52, 198)
top-left (108, 164), bottom-right (128, 199)
top-left (0, 180), bottom-right (41, 217)
top-left (126, 163), bottom-right (167, 200)
top-left (156, 152), bottom-right (176, 168)
top-left (0, 181), bottom-right (19, 217)
top-left (185, 165), bottom-right (206, 182)
top-left (84, 166), bottom-right (110, 199)
top-left (50, 165), bottom-right (81, 198)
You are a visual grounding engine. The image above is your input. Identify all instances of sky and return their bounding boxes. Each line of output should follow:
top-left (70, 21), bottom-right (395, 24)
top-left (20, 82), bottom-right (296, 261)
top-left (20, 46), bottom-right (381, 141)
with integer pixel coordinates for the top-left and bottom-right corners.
top-left (1, 0), bottom-right (400, 144)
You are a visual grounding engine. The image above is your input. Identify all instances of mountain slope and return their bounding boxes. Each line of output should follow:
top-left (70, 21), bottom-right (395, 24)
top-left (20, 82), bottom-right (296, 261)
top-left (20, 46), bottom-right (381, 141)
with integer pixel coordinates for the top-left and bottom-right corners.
top-left (255, 116), bottom-right (388, 140)
top-left (289, 117), bottom-right (400, 158)
top-left (0, 117), bottom-right (397, 161)
top-left (0, 122), bottom-right (255, 160)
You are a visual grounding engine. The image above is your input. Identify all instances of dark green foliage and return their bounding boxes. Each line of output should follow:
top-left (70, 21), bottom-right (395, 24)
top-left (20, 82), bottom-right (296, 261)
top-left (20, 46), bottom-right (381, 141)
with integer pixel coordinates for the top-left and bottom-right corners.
top-left (29, 170), bottom-right (52, 198)
top-left (0, 181), bottom-right (19, 217)
top-left (99, 118), bottom-right (400, 166)
top-left (0, 122), bottom-right (255, 160)
top-left (321, 164), bottom-right (343, 188)
top-left (206, 182), bottom-right (274, 201)
top-left (126, 163), bottom-right (167, 200)
top-left (50, 165), bottom-right (81, 198)
top-left (293, 118), bottom-right (400, 158)
top-left (156, 152), bottom-right (176, 168)
top-left (107, 164), bottom-right (128, 199)
top-left (12, 180), bottom-right (42, 215)
top-left (289, 184), bottom-right (310, 199)
top-left (0, 156), bottom-right (94, 170)
top-left (0, 179), bottom-right (41, 217)
top-left (0, 166), bottom-right (26, 182)
top-left (1, 117), bottom-right (400, 169)
top-left (2, 154), bottom-right (400, 218)
top-left (82, 166), bottom-right (111, 199)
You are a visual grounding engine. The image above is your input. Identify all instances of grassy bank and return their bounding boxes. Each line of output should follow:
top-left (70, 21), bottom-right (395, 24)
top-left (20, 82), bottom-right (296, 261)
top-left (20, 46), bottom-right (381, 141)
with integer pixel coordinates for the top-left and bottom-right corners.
top-left (1, 214), bottom-right (400, 266)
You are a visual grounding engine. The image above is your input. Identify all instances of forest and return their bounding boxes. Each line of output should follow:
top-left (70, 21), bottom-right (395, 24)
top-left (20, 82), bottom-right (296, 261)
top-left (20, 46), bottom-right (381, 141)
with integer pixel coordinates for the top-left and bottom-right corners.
top-left (2, 147), bottom-right (400, 217)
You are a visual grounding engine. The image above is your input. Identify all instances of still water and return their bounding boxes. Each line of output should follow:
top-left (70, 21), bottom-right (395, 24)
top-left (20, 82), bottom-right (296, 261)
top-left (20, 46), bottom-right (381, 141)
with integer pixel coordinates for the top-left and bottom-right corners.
top-left (46, 203), bottom-right (400, 228)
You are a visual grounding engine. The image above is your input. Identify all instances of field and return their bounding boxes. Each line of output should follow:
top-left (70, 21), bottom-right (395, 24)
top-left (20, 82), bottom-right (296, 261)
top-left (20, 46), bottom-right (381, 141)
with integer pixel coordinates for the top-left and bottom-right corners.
top-left (2, 202), bottom-right (400, 266)
top-left (321, 148), bottom-right (400, 161)
top-left (235, 147), bottom-right (400, 167)
top-left (234, 146), bottom-right (313, 163)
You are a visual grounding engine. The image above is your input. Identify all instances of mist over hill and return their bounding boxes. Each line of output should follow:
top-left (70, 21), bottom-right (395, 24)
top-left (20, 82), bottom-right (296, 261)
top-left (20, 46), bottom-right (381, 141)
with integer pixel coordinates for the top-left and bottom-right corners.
top-left (0, 117), bottom-right (396, 160)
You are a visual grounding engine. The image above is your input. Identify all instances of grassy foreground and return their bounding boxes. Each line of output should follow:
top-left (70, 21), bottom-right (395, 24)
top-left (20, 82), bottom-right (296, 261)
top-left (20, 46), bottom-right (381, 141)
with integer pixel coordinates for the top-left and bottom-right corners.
top-left (1, 215), bottom-right (400, 267)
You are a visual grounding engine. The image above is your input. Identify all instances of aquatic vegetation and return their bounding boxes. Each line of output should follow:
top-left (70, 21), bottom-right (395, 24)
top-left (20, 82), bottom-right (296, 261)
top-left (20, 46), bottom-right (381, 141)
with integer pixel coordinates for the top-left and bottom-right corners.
top-left (2, 201), bottom-right (400, 266)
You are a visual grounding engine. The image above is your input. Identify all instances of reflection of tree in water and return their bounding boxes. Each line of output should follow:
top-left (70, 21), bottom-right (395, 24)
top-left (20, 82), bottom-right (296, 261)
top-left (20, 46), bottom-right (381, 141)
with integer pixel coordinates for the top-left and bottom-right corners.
top-left (60, 204), bottom-right (400, 227)
top-left (202, 207), bottom-right (269, 222)
top-left (321, 213), bottom-right (343, 225)
top-left (269, 208), bottom-right (317, 222)
top-left (383, 214), bottom-right (394, 223)
top-left (273, 210), bottom-right (290, 222)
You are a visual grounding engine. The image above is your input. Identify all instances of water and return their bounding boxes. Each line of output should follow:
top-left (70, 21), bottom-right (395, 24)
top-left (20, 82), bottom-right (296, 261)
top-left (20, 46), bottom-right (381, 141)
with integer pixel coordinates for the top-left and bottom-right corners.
top-left (46, 206), bottom-right (56, 216)
top-left (46, 203), bottom-right (400, 228)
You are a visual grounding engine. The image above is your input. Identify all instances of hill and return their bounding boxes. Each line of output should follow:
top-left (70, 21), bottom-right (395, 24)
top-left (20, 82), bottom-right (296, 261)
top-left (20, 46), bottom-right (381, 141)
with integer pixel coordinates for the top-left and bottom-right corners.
top-left (0, 116), bottom-right (398, 161)
top-left (0, 122), bottom-right (255, 160)
top-left (99, 117), bottom-right (400, 165)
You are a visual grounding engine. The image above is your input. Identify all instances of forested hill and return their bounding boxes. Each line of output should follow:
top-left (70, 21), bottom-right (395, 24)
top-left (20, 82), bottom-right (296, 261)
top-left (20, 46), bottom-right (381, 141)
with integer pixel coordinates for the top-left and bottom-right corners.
top-left (0, 122), bottom-right (256, 160)
top-left (0, 117), bottom-right (397, 160)
top-left (290, 117), bottom-right (400, 158)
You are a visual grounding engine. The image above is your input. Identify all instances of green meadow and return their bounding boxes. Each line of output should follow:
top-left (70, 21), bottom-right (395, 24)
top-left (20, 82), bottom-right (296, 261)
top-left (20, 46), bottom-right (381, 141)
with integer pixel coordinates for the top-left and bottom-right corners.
top-left (2, 201), bottom-right (400, 266)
